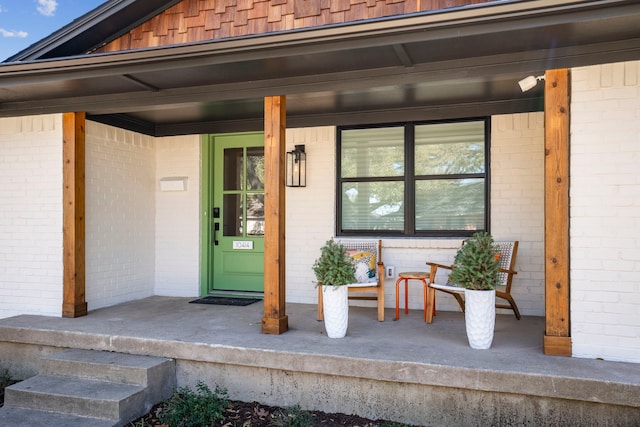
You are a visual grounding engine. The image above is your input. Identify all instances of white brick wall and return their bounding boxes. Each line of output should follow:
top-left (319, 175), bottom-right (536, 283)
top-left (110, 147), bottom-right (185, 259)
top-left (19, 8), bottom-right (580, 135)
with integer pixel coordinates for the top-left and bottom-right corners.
top-left (491, 113), bottom-right (545, 316)
top-left (85, 121), bottom-right (156, 310)
top-left (570, 61), bottom-right (640, 363)
top-left (155, 134), bottom-right (201, 297)
top-left (285, 127), bottom-right (337, 304)
top-left (0, 115), bottom-right (63, 318)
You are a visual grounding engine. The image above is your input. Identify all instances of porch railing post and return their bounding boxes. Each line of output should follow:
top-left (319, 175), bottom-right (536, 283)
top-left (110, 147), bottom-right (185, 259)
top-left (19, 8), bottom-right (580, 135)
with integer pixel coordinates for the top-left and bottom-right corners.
top-left (262, 96), bottom-right (289, 334)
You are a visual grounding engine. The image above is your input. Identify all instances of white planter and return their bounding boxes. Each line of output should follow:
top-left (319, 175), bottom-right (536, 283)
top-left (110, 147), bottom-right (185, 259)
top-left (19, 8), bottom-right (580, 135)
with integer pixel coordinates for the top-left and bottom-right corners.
top-left (464, 289), bottom-right (496, 349)
top-left (322, 285), bottom-right (349, 338)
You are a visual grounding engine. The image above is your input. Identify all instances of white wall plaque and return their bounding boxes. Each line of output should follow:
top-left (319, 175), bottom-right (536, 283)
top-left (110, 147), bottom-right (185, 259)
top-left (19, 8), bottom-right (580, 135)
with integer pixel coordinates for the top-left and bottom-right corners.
top-left (233, 241), bottom-right (253, 250)
top-left (160, 176), bottom-right (188, 192)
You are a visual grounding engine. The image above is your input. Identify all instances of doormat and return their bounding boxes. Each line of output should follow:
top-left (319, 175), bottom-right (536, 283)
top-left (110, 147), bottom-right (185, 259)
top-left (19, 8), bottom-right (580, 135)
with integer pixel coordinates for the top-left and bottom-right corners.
top-left (189, 296), bottom-right (261, 306)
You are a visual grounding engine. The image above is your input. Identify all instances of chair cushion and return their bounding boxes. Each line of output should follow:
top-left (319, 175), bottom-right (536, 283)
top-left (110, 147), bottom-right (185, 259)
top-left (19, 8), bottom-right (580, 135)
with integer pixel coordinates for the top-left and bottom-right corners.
top-left (349, 251), bottom-right (376, 283)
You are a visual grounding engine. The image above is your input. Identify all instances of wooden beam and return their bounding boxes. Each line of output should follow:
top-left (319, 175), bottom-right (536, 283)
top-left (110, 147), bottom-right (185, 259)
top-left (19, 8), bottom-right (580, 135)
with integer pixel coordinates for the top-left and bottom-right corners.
top-left (262, 96), bottom-right (289, 334)
top-left (62, 112), bottom-right (87, 318)
top-left (543, 69), bottom-right (571, 356)
top-left (544, 335), bottom-right (572, 357)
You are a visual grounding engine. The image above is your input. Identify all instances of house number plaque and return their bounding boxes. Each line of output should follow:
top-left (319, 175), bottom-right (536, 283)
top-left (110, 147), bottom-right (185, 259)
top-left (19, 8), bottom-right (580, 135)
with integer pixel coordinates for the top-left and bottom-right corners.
top-left (233, 241), bottom-right (253, 250)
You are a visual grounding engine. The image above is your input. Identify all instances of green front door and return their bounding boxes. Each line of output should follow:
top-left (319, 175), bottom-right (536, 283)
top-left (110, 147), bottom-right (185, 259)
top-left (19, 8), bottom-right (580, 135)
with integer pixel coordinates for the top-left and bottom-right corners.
top-left (205, 133), bottom-right (265, 293)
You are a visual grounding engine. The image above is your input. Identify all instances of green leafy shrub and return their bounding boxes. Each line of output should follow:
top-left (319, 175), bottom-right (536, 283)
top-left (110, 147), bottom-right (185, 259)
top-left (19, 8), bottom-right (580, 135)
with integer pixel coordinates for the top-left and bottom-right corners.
top-left (312, 239), bottom-right (356, 287)
top-left (271, 405), bottom-right (314, 427)
top-left (158, 381), bottom-right (228, 427)
top-left (448, 232), bottom-right (501, 290)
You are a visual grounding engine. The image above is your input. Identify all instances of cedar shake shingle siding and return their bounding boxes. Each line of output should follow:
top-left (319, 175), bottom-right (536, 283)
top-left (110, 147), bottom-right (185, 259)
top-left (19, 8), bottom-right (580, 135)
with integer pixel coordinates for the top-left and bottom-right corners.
top-left (92, 0), bottom-right (493, 53)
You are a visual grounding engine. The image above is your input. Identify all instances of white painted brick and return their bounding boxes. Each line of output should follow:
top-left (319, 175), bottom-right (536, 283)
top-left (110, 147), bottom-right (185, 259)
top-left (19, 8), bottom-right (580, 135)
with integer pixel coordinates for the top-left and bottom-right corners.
top-left (155, 134), bottom-right (201, 297)
top-left (570, 60), bottom-right (640, 363)
top-left (623, 61), bottom-right (638, 86)
top-left (491, 112), bottom-right (545, 316)
top-left (85, 121), bottom-right (156, 310)
top-left (285, 127), bottom-right (338, 304)
top-left (0, 114), bottom-right (63, 319)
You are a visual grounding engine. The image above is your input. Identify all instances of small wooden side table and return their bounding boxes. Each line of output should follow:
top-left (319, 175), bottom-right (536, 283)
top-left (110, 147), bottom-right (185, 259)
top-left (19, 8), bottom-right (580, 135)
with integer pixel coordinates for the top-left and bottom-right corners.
top-left (394, 271), bottom-right (432, 322)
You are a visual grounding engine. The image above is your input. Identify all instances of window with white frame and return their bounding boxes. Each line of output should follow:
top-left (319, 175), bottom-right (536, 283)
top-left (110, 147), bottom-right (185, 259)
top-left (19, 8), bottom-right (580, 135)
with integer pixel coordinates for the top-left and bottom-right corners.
top-left (337, 118), bottom-right (489, 237)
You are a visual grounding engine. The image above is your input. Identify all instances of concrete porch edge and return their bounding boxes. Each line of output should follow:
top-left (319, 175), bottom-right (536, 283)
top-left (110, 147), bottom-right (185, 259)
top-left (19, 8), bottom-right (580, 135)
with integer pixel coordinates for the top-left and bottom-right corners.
top-left (1, 298), bottom-right (638, 426)
top-left (0, 321), bottom-right (638, 409)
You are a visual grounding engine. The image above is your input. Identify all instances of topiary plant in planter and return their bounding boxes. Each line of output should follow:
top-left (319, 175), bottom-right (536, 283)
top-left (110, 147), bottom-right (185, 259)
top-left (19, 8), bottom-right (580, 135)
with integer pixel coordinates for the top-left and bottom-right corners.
top-left (448, 231), bottom-right (501, 290)
top-left (312, 239), bottom-right (356, 338)
top-left (448, 232), bottom-right (501, 349)
top-left (312, 239), bottom-right (356, 288)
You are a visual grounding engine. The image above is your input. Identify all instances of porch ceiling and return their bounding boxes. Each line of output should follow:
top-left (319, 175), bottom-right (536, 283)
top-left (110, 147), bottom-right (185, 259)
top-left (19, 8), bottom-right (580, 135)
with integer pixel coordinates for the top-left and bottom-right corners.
top-left (1, 0), bottom-right (639, 136)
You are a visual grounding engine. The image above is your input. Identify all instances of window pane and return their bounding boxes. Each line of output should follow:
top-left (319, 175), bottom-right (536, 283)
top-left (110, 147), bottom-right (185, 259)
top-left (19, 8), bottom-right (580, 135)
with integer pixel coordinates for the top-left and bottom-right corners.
top-left (246, 147), bottom-right (265, 191)
top-left (415, 121), bottom-right (485, 175)
top-left (246, 194), bottom-right (264, 236)
top-left (415, 179), bottom-right (485, 231)
top-left (223, 194), bottom-right (243, 236)
top-left (223, 148), bottom-right (243, 191)
top-left (342, 181), bottom-right (404, 231)
top-left (341, 127), bottom-right (404, 178)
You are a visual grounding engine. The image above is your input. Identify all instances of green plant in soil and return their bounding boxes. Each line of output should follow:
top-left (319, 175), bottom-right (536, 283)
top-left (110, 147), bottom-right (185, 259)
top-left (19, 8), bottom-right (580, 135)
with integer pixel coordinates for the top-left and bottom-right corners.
top-left (158, 380), bottom-right (228, 427)
top-left (271, 404), bottom-right (314, 427)
top-left (312, 239), bottom-right (356, 287)
top-left (448, 231), bottom-right (501, 290)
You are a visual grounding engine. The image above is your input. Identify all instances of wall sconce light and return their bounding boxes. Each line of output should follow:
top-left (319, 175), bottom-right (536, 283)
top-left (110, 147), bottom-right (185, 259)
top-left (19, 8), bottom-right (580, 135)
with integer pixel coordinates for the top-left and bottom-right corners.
top-left (286, 144), bottom-right (306, 187)
top-left (518, 75), bottom-right (545, 92)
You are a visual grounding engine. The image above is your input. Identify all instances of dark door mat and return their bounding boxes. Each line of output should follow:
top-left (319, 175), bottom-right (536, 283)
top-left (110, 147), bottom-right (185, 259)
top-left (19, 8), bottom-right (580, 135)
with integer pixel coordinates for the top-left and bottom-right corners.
top-left (189, 296), bottom-right (262, 306)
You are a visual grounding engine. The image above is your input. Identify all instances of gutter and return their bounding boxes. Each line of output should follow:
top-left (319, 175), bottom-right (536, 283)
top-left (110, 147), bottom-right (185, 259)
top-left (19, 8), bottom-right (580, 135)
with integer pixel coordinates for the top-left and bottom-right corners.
top-left (0, 0), bottom-right (638, 84)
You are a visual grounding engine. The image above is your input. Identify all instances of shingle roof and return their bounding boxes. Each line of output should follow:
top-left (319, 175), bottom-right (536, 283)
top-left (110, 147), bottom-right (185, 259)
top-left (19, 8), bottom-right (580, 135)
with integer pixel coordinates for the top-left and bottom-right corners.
top-left (5, 0), bottom-right (180, 62)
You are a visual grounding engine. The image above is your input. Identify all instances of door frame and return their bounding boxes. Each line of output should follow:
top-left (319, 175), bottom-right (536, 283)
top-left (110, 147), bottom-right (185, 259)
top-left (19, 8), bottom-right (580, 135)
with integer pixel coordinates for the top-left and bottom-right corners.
top-left (199, 132), bottom-right (265, 296)
top-left (200, 134), bottom-right (213, 296)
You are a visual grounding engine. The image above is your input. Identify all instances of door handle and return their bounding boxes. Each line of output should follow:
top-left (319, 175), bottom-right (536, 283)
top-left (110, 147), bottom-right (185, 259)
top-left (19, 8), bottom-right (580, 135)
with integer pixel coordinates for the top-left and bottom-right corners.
top-left (214, 222), bottom-right (219, 246)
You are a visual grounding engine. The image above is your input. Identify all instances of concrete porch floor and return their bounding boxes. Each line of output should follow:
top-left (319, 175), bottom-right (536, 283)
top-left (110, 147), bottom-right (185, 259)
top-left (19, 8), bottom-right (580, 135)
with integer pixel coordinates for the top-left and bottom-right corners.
top-left (1, 296), bottom-right (639, 426)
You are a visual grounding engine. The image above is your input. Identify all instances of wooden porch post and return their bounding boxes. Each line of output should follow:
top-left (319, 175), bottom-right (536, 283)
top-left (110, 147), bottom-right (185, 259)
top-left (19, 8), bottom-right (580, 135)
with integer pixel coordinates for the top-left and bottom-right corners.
top-left (262, 96), bottom-right (289, 334)
top-left (62, 112), bottom-right (88, 318)
top-left (543, 69), bottom-right (572, 356)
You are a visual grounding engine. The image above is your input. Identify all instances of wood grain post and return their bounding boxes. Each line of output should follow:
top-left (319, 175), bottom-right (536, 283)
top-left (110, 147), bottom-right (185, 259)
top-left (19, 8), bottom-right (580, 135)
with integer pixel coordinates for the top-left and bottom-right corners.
top-left (262, 96), bottom-right (289, 334)
top-left (62, 112), bottom-right (88, 318)
top-left (543, 69), bottom-right (571, 356)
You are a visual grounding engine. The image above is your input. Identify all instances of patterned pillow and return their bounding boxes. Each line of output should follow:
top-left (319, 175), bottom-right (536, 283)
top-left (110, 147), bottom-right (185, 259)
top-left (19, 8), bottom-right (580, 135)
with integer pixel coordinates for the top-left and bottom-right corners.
top-left (350, 251), bottom-right (376, 283)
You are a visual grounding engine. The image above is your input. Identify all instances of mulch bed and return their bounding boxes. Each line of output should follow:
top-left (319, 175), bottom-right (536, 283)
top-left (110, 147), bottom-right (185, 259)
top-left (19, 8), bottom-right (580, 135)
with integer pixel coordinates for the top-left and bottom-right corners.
top-left (2, 383), bottom-right (411, 426)
top-left (129, 399), bottom-right (411, 426)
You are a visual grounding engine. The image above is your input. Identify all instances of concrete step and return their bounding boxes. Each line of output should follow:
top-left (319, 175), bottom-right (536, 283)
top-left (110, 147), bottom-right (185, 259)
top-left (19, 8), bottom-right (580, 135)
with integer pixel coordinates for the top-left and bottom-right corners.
top-left (42, 348), bottom-right (175, 402)
top-left (5, 374), bottom-right (146, 421)
top-left (1, 349), bottom-right (176, 426)
top-left (0, 406), bottom-right (116, 427)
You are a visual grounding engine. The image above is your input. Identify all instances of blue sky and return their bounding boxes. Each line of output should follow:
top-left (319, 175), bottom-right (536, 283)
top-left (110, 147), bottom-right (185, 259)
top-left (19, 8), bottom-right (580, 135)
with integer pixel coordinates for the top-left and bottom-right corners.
top-left (0, 0), bottom-right (105, 61)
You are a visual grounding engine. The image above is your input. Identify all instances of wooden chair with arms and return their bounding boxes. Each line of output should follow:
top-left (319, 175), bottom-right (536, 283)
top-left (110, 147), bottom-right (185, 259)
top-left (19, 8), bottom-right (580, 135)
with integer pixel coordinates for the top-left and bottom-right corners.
top-left (318, 239), bottom-right (385, 322)
top-left (425, 241), bottom-right (520, 323)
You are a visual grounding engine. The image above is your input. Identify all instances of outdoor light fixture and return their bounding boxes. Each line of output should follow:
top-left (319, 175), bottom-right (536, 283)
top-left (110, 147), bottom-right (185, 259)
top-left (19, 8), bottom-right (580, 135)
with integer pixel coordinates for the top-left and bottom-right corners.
top-left (286, 144), bottom-right (306, 187)
top-left (518, 75), bottom-right (545, 92)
